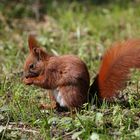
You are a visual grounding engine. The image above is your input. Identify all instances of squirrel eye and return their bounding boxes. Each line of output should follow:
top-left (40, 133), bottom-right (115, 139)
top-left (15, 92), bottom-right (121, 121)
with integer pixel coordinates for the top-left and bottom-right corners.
top-left (29, 64), bottom-right (34, 69)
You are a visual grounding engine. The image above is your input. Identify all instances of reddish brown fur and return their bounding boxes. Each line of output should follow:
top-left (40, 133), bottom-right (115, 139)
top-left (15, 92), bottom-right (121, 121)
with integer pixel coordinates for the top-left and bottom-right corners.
top-left (23, 35), bottom-right (90, 108)
top-left (98, 39), bottom-right (140, 100)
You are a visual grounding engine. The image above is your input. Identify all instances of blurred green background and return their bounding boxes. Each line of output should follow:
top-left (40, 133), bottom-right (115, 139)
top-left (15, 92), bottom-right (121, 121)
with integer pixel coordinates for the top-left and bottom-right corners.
top-left (0, 0), bottom-right (140, 140)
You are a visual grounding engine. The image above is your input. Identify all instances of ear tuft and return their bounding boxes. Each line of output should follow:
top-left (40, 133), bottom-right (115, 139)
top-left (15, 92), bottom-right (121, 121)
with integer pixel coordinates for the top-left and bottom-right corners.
top-left (28, 34), bottom-right (39, 51)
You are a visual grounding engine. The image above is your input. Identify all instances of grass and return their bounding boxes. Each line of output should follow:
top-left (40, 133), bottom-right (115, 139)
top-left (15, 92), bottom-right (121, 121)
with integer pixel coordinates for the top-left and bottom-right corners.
top-left (0, 0), bottom-right (140, 139)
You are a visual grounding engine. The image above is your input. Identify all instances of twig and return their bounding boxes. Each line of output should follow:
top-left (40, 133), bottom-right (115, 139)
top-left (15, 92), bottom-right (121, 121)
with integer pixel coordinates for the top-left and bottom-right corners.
top-left (1, 125), bottom-right (39, 134)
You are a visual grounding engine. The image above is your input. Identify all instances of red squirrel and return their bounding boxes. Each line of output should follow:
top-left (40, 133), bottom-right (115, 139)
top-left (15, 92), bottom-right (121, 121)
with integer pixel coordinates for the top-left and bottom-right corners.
top-left (23, 35), bottom-right (90, 109)
top-left (23, 35), bottom-right (140, 109)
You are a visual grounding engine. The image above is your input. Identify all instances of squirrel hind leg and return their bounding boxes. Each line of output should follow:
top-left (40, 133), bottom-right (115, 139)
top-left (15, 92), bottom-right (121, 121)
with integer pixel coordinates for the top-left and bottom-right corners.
top-left (39, 90), bottom-right (58, 110)
top-left (59, 85), bottom-right (87, 108)
top-left (39, 101), bottom-right (57, 110)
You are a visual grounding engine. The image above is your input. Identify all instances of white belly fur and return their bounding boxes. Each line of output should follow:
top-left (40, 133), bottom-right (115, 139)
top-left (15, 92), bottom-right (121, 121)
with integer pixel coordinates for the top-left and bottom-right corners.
top-left (52, 89), bottom-right (66, 107)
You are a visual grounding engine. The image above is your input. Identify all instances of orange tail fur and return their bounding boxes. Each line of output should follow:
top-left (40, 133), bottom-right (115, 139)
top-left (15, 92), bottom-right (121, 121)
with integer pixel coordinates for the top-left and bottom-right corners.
top-left (90, 39), bottom-right (140, 101)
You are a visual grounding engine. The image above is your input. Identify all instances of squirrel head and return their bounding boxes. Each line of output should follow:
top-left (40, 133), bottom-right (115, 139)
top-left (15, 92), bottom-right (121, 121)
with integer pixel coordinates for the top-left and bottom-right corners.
top-left (23, 35), bottom-right (49, 79)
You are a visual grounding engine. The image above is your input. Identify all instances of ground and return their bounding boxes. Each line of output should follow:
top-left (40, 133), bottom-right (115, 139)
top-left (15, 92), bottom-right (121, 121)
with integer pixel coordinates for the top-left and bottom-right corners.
top-left (0, 0), bottom-right (140, 140)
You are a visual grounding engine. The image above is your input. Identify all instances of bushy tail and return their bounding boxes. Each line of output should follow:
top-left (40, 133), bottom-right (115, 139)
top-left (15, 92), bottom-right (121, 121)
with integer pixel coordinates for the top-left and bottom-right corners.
top-left (89, 39), bottom-right (140, 101)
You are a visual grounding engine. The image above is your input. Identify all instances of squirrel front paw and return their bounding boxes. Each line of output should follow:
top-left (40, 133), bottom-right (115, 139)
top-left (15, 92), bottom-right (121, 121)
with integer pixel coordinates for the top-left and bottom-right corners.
top-left (23, 78), bottom-right (33, 85)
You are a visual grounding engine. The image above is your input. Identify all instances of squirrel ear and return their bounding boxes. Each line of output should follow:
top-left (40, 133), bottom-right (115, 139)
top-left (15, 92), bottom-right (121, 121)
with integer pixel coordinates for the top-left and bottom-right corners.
top-left (28, 34), bottom-right (39, 51)
top-left (28, 34), bottom-right (48, 60)
top-left (33, 48), bottom-right (47, 60)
